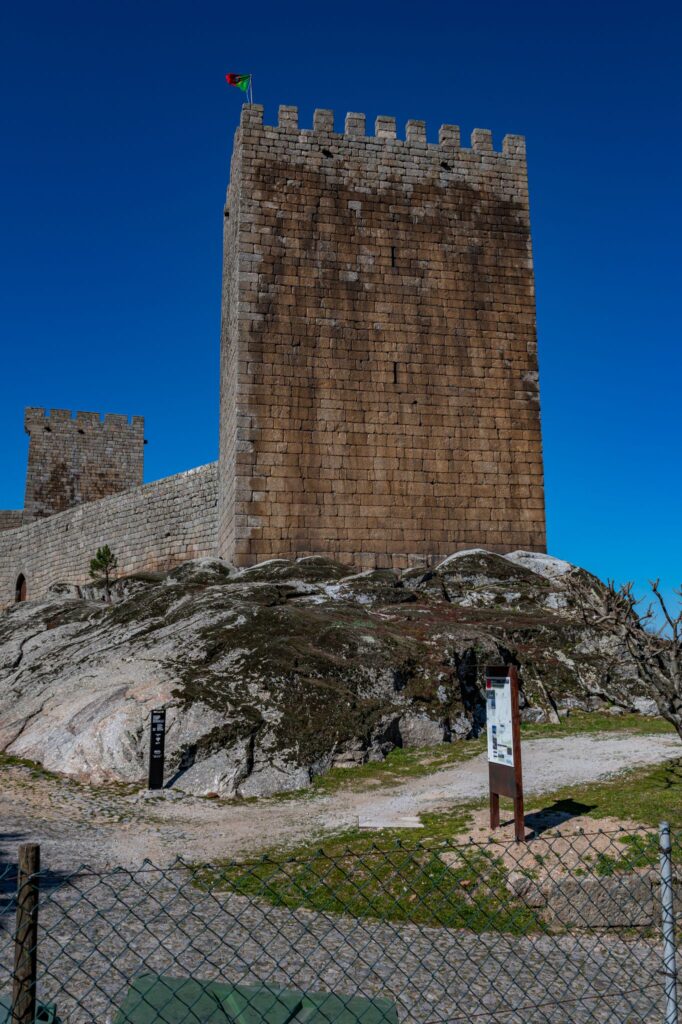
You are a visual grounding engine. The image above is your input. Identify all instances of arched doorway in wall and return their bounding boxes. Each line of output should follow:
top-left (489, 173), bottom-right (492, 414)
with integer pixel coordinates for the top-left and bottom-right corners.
top-left (15, 574), bottom-right (27, 602)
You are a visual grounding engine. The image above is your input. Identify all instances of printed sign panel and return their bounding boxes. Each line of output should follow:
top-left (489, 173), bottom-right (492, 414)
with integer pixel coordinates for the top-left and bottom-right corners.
top-left (148, 708), bottom-right (166, 790)
top-left (486, 676), bottom-right (514, 767)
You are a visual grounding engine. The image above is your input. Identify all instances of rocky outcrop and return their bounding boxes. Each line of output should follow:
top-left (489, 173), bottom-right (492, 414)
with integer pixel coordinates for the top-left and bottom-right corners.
top-left (0, 551), bottom-right (657, 797)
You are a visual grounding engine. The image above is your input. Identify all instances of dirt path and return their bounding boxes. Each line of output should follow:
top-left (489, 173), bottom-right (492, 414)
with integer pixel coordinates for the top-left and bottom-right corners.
top-left (1, 732), bottom-right (679, 871)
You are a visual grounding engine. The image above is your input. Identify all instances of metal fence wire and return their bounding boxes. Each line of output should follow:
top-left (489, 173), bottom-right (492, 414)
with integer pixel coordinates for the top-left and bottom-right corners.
top-left (0, 823), bottom-right (680, 1023)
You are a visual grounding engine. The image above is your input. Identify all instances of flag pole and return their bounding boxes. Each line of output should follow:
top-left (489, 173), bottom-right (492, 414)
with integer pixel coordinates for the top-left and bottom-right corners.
top-left (249, 76), bottom-right (254, 104)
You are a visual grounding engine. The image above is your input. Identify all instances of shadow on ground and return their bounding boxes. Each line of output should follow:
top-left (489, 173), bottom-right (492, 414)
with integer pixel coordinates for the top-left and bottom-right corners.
top-left (524, 799), bottom-right (597, 836)
top-left (0, 834), bottom-right (74, 927)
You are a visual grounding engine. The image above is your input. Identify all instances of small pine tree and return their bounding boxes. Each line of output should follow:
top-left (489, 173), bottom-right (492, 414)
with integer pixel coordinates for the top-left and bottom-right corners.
top-left (89, 545), bottom-right (118, 603)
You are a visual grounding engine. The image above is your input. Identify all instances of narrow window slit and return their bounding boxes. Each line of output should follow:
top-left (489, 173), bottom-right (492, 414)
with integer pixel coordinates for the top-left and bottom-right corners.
top-left (391, 246), bottom-right (397, 268)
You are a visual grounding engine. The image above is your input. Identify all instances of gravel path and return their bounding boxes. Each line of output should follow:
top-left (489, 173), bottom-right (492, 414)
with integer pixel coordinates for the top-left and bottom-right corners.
top-left (1, 733), bottom-right (680, 1023)
top-left (351, 733), bottom-right (681, 829)
top-left (0, 732), bottom-right (679, 871)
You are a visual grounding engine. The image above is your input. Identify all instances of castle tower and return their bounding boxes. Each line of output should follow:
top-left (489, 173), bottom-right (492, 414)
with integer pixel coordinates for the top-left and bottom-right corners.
top-left (218, 104), bottom-right (546, 569)
top-left (23, 408), bottom-right (145, 519)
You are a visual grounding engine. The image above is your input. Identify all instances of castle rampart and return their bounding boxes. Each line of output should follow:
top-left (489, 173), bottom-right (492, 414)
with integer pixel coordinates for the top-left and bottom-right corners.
top-left (218, 105), bottom-right (546, 569)
top-left (0, 511), bottom-right (25, 532)
top-left (0, 463), bottom-right (217, 605)
top-left (24, 408), bottom-right (145, 519)
top-left (0, 100), bottom-right (548, 604)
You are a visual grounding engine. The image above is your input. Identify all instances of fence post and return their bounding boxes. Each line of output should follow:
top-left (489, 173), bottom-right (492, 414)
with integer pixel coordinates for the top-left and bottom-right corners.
top-left (12, 843), bottom-right (40, 1024)
top-left (659, 822), bottom-right (679, 1024)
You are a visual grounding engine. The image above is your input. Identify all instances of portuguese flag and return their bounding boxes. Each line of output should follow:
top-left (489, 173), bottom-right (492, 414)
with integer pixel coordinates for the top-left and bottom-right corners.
top-left (225, 73), bottom-right (251, 93)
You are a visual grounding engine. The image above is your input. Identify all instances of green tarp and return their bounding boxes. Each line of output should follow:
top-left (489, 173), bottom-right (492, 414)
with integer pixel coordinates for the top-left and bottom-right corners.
top-left (0, 994), bottom-right (60, 1023)
top-left (113, 974), bottom-right (399, 1024)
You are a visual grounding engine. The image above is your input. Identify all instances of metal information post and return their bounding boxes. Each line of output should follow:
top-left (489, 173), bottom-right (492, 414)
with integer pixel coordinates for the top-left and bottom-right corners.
top-left (148, 709), bottom-right (166, 790)
top-left (486, 664), bottom-right (525, 842)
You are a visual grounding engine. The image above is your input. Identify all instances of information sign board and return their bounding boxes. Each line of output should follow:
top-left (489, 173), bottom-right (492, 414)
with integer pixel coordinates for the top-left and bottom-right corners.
top-left (485, 665), bottom-right (525, 842)
top-left (148, 709), bottom-right (166, 790)
top-left (486, 676), bottom-right (514, 768)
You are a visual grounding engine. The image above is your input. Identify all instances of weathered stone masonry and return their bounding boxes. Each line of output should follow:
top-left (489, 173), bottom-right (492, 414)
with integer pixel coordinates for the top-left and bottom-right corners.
top-left (24, 408), bottom-right (145, 519)
top-left (0, 464), bottom-right (217, 604)
top-left (218, 105), bottom-right (546, 569)
top-left (1, 102), bottom-right (547, 603)
top-left (0, 512), bottom-right (25, 532)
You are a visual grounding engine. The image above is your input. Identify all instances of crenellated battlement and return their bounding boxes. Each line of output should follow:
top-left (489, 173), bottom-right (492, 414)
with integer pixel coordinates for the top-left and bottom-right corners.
top-left (0, 90), bottom-right (548, 606)
top-left (24, 408), bottom-right (145, 434)
top-left (23, 407), bottom-right (145, 519)
top-left (239, 103), bottom-right (526, 159)
top-left (0, 93), bottom-right (546, 607)
top-left (221, 97), bottom-right (545, 570)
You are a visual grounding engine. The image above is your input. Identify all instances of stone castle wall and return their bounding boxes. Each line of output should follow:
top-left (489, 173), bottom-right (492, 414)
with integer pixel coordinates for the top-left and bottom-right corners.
top-left (0, 511), bottom-right (25, 533)
top-left (218, 105), bottom-right (546, 570)
top-left (24, 408), bottom-right (145, 519)
top-left (217, 130), bottom-right (242, 563)
top-left (1, 101), bottom-right (548, 602)
top-left (0, 463), bottom-right (217, 605)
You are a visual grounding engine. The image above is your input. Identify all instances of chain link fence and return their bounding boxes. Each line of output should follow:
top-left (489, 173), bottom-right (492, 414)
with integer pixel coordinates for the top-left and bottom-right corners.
top-left (0, 823), bottom-right (680, 1023)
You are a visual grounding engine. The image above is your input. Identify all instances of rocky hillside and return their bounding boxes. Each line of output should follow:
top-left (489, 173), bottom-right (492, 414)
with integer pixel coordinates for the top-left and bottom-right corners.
top-left (0, 550), bottom-right (658, 797)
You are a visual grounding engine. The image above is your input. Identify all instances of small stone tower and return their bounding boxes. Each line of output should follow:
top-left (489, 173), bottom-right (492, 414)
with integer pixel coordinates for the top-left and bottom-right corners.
top-left (23, 408), bottom-right (145, 519)
top-left (218, 104), bottom-right (546, 569)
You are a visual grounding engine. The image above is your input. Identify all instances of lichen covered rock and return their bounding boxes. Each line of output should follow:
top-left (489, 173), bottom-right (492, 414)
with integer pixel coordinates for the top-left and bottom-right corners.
top-left (0, 551), bottom-right (655, 797)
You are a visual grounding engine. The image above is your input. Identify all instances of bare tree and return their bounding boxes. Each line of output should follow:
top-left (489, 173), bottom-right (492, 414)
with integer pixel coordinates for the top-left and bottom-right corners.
top-left (572, 575), bottom-right (682, 741)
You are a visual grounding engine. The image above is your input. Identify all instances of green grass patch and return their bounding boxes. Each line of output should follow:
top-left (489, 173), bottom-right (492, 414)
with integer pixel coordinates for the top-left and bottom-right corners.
top-left (0, 752), bottom-right (63, 781)
top-left (521, 711), bottom-right (676, 740)
top-left (593, 833), bottom-right (661, 876)
top-left (0, 752), bottom-right (139, 797)
top-left (193, 744), bottom-right (682, 933)
top-left (194, 828), bottom-right (545, 934)
top-left (516, 758), bottom-right (682, 830)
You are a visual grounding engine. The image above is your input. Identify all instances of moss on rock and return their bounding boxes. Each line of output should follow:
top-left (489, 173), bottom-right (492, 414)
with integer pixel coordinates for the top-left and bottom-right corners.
top-left (0, 551), bottom-right (660, 797)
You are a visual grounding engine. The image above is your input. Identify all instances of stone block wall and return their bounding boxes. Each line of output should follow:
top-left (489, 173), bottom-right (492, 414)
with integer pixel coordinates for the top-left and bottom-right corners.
top-left (219, 105), bottom-right (546, 570)
top-left (0, 511), bottom-right (25, 532)
top-left (218, 133), bottom-right (243, 563)
top-left (0, 463), bottom-right (218, 605)
top-left (24, 408), bottom-right (145, 519)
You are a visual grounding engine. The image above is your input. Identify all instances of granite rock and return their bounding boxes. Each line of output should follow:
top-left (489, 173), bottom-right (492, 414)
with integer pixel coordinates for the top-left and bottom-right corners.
top-left (0, 550), bottom-right (660, 797)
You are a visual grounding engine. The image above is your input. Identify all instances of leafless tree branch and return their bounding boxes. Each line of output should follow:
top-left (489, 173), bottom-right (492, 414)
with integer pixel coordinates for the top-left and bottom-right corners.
top-left (567, 573), bottom-right (682, 742)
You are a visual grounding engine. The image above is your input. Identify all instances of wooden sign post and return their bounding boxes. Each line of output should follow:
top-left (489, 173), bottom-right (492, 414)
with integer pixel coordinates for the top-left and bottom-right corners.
top-left (486, 664), bottom-right (525, 842)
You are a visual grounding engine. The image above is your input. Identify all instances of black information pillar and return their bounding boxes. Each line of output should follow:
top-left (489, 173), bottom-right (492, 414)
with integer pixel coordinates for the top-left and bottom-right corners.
top-left (148, 709), bottom-right (166, 790)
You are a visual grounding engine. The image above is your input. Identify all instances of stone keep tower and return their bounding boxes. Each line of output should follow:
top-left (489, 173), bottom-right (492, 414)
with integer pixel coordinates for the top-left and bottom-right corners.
top-left (24, 408), bottom-right (145, 519)
top-left (218, 104), bottom-right (546, 569)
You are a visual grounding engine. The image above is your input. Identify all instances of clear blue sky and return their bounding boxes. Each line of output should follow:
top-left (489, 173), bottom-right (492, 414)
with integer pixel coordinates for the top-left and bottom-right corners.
top-left (1, 0), bottom-right (680, 606)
